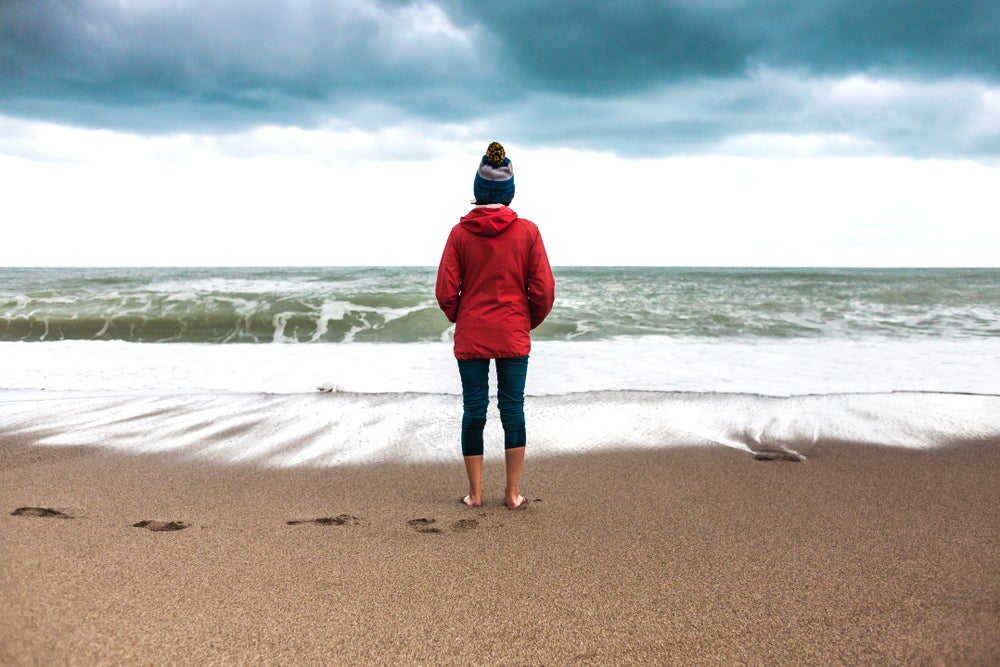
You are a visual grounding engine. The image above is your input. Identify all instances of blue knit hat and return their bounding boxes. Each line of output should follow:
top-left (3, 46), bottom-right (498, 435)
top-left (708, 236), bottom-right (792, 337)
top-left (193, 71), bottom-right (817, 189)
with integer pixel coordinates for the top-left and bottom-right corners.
top-left (473, 141), bottom-right (515, 205)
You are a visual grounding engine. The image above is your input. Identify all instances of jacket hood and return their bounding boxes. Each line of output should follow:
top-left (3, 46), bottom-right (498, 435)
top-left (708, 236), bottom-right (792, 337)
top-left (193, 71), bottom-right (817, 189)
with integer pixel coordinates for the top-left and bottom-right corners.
top-left (460, 205), bottom-right (518, 237)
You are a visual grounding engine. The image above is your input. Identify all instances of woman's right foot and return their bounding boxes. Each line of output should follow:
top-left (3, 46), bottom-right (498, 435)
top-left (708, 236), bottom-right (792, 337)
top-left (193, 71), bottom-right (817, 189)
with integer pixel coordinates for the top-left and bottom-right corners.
top-left (462, 495), bottom-right (482, 508)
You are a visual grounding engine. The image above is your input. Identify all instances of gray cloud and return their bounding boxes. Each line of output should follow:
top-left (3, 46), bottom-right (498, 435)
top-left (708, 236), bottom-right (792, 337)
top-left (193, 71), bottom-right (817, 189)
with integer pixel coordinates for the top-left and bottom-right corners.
top-left (1, 0), bottom-right (486, 130)
top-left (437, 0), bottom-right (1000, 87)
top-left (1, 0), bottom-right (998, 158)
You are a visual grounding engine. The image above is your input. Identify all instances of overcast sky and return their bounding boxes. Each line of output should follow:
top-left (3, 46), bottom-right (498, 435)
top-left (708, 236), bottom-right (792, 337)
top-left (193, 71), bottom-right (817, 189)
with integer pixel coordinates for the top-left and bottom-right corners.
top-left (2, 0), bottom-right (999, 267)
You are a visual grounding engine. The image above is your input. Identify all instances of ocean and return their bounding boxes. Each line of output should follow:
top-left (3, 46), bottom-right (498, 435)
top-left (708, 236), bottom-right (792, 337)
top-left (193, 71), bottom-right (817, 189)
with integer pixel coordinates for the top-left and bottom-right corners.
top-left (2, 266), bottom-right (999, 465)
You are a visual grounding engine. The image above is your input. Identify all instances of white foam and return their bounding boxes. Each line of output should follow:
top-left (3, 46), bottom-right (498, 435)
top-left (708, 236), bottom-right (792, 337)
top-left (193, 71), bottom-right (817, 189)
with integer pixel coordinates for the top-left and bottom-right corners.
top-left (144, 278), bottom-right (332, 295)
top-left (1, 337), bottom-right (999, 397)
top-left (1, 391), bottom-right (997, 467)
top-left (2, 337), bottom-right (998, 465)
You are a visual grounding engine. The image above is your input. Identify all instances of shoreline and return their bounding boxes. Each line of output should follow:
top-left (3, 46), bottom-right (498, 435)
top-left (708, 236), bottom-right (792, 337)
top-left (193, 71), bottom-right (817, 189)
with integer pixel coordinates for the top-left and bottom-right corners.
top-left (2, 434), bottom-right (998, 665)
top-left (2, 390), bottom-right (999, 468)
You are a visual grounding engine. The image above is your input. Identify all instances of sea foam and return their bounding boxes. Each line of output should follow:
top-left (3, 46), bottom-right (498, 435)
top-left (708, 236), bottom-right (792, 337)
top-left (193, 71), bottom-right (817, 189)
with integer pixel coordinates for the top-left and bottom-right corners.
top-left (2, 338), bottom-right (998, 396)
top-left (1, 338), bottom-right (998, 466)
top-left (1, 390), bottom-right (997, 467)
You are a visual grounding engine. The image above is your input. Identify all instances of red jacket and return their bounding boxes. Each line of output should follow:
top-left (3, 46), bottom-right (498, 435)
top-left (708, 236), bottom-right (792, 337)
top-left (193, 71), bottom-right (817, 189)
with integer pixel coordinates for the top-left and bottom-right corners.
top-left (436, 205), bottom-right (555, 360)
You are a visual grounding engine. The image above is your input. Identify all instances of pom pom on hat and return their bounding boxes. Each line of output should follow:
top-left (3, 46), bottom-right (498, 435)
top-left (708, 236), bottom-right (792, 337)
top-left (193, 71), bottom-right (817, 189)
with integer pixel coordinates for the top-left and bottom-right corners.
top-left (474, 141), bottom-right (515, 205)
top-left (485, 141), bottom-right (506, 167)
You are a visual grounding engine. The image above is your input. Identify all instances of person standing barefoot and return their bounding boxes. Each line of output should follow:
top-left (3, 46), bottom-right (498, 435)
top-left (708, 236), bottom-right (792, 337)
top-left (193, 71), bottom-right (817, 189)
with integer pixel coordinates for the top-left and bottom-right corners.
top-left (435, 142), bottom-right (555, 510)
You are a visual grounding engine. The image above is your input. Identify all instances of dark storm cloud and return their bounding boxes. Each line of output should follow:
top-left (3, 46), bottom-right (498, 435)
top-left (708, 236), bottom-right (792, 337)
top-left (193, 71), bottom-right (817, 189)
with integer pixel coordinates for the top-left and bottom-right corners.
top-left (433, 0), bottom-right (1000, 90)
top-left (1, 0), bottom-right (998, 157)
top-left (0, 0), bottom-right (484, 131)
top-left (754, 0), bottom-right (1000, 79)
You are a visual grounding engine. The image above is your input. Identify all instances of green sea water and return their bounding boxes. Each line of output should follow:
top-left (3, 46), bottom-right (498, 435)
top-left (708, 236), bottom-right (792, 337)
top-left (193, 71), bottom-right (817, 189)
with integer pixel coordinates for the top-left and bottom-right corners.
top-left (1, 266), bottom-right (998, 344)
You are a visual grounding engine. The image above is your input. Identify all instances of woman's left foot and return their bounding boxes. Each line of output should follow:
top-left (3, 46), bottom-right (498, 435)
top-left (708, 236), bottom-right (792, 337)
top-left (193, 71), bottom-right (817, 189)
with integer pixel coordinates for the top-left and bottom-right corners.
top-left (462, 495), bottom-right (482, 508)
top-left (505, 495), bottom-right (528, 510)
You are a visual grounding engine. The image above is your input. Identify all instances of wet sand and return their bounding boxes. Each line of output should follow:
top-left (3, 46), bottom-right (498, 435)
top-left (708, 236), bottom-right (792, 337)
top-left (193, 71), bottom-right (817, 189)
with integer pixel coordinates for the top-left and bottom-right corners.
top-left (1, 434), bottom-right (998, 665)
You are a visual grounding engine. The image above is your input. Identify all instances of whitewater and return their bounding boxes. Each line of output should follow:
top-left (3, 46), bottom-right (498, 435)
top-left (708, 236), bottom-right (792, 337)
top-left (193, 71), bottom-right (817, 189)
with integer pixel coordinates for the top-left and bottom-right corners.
top-left (2, 267), bottom-right (998, 465)
top-left (2, 337), bottom-right (998, 465)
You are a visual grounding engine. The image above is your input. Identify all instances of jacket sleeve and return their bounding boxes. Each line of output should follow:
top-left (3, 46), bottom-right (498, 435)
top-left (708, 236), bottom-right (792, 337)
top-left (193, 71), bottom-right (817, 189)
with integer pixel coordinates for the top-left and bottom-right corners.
top-left (435, 229), bottom-right (462, 323)
top-left (527, 230), bottom-right (555, 329)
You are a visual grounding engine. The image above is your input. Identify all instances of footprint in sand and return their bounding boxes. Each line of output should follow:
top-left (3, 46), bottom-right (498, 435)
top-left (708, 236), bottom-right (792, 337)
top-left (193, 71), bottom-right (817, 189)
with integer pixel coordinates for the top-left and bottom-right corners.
top-left (407, 518), bottom-right (442, 534)
top-left (409, 517), bottom-right (479, 533)
top-left (286, 514), bottom-right (361, 526)
top-left (450, 518), bottom-right (478, 532)
top-left (11, 507), bottom-right (73, 519)
top-left (133, 520), bottom-right (188, 532)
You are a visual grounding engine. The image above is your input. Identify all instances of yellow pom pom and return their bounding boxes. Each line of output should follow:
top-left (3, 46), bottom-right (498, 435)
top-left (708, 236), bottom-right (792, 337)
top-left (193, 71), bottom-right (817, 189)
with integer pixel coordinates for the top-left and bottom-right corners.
top-left (485, 141), bottom-right (505, 167)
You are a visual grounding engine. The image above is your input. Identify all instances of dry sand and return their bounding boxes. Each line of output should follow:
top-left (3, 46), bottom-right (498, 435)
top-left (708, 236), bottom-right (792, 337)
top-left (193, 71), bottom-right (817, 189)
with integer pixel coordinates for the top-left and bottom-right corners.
top-left (1, 433), bottom-right (998, 665)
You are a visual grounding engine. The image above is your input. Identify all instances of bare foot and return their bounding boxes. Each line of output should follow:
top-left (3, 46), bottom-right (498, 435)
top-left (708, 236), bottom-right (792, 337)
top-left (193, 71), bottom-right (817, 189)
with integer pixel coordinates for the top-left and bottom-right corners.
top-left (462, 495), bottom-right (482, 508)
top-left (505, 494), bottom-right (527, 510)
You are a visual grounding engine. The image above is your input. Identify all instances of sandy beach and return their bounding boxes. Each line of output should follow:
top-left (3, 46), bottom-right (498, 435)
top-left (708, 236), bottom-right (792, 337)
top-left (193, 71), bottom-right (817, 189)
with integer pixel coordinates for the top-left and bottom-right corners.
top-left (2, 432), bottom-right (998, 665)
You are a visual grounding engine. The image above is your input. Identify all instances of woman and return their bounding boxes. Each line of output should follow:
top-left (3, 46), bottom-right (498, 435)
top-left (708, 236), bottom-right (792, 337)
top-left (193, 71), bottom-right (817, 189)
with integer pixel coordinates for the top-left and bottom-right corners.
top-left (436, 142), bottom-right (555, 510)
